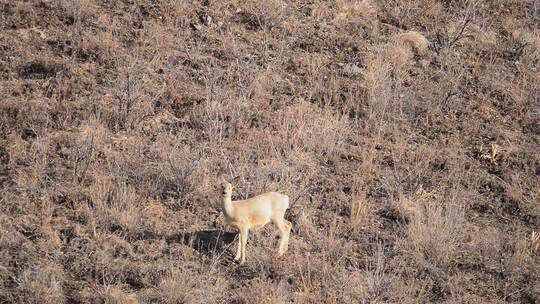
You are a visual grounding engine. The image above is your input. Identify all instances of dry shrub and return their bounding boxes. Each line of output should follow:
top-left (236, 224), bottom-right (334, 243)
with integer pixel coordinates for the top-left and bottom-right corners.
top-left (302, 216), bottom-right (356, 267)
top-left (75, 284), bottom-right (141, 304)
top-left (383, 41), bottom-right (415, 71)
top-left (16, 263), bottom-right (66, 304)
top-left (384, 0), bottom-right (445, 30)
top-left (335, 0), bottom-right (380, 39)
top-left (295, 209), bottom-right (318, 239)
top-left (4, 132), bottom-right (28, 167)
top-left (468, 24), bottom-right (498, 51)
top-left (156, 268), bottom-right (228, 304)
top-left (292, 254), bottom-right (319, 295)
top-left (90, 235), bottom-right (142, 288)
top-left (9, 138), bottom-right (52, 202)
top-left (89, 173), bottom-right (114, 211)
top-left (280, 100), bottom-right (351, 159)
top-left (335, 0), bottom-right (378, 24)
top-left (95, 284), bottom-right (138, 304)
top-left (106, 182), bottom-right (143, 235)
top-left (2, 2), bottom-right (37, 29)
top-left (190, 89), bottom-right (253, 144)
top-left (525, 32), bottom-right (540, 58)
top-left (362, 242), bottom-right (388, 302)
top-left (360, 34), bottom-right (430, 131)
top-left (234, 279), bottom-right (290, 304)
top-left (0, 214), bottom-right (18, 282)
top-left (96, 60), bottom-right (157, 132)
top-left (165, 0), bottom-right (199, 28)
top-left (150, 133), bottom-right (200, 202)
top-left (139, 109), bottom-right (183, 135)
top-left (89, 174), bottom-right (146, 236)
top-left (488, 227), bottom-right (531, 266)
top-left (141, 199), bottom-right (167, 234)
top-left (290, 254), bottom-right (364, 303)
top-left (232, 0), bottom-right (288, 30)
top-left (136, 20), bottom-right (177, 52)
top-left (9, 132), bottom-right (53, 197)
top-left (75, 29), bottom-right (121, 64)
top-left (468, 226), bottom-right (535, 301)
top-left (511, 29), bottom-right (540, 63)
top-left (311, 3), bottom-right (334, 21)
top-left (58, 0), bottom-right (97, 25)
top-left (250, 70), bottom-right (283, 104)
top-left (37, 197), bottom-right (62, 253)
top-left (73, 118), bottom-right (109, 183)
top-left (361, 50), bottom-right (393, 124)
top-left (390, 277), bottom-right (431, 303)
top-left (400, 187), bottom-right (465, 269)
top-left (1, 98), bottom-right (53, 139)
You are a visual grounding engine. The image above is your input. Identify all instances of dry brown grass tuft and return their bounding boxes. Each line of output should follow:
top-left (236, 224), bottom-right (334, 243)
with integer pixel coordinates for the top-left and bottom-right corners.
top-left (155, 268), bottom-right (228, 304)
top-left (234, 279), bottom-right (289, 304)
top-left (96, 285), bottom-right (138, 304)
top-left (280, 99), bottom-right (352, 160)
top-left (16, 263), bottom-right (66, 304)
top-left (391, 31), bottom-right (430, 55)
top-left (335, 0), bottom-right (378, 21)
top-left (401, 187), bottom-right (465, 269)
top-left (335, 0), bottom-right (379, 38)
top-left (349, 192), bottom-right (373, 229)
top-left (532, 231), bottom-right (540, 255)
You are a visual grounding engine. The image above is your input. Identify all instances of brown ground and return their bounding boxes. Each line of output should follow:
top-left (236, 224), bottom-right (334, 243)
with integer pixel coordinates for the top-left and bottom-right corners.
top-left (1, 0), bottom-right (539, 303)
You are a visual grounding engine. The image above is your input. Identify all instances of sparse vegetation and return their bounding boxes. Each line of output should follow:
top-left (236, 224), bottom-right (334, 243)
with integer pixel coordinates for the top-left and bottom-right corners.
top-left (0, 0), bottom-right (539, 303)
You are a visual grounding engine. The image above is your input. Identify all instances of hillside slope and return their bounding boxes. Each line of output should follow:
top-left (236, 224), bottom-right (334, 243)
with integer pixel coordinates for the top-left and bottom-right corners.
top-left (1, 1), bottom-right (539, 303)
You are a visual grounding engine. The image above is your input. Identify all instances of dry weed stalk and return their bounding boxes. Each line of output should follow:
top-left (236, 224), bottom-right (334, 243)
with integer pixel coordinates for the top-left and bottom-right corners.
top-left (531, 231), bottom-right (540, 255)
top-left (350, 193), bottom-right (371, 229)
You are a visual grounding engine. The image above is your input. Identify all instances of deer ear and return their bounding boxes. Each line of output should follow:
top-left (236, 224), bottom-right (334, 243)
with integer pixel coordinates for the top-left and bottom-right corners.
top-left (217, 174), bottom-right (227, 183)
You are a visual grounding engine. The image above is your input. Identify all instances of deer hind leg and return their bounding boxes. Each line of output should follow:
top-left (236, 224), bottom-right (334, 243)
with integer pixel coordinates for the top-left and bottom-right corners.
top-left (274, 218), bottom-right (292, 256)
top-left (283, 220), bottom-right (292, 252)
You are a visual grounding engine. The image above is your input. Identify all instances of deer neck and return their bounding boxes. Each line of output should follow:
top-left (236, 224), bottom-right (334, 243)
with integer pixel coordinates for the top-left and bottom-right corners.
top-left (222, 196), bottom-right (234, 218)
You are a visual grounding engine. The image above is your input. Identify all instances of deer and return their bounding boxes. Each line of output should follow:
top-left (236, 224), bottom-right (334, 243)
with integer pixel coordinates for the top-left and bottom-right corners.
top-left (219, 179), bottom-right (292, 264)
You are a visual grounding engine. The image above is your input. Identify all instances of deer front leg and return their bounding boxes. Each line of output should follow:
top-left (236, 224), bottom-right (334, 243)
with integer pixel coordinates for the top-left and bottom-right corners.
top-left (234, 231), bottom-right (242, 261)
top-left (240, 227), bottom-right (249, 265)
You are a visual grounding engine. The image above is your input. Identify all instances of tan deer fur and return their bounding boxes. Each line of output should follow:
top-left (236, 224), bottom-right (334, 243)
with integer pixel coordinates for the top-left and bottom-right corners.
top-left (220, 181), bottom-right (292, 264)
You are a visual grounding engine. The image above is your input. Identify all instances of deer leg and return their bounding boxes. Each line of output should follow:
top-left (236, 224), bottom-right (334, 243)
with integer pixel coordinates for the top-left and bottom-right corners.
top-left (275, 218), bottom-right (291, 256)
top-left (283, 220), bottom-right (292, 253)
top-left (240, 227), bottom-right (249, 264)
top-left (234, 231), bottom-right (242, 261)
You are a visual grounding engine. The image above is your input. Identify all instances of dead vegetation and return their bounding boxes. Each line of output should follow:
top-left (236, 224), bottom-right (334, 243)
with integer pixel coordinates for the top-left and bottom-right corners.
top-left (0, 0), bottom-right (539, 303)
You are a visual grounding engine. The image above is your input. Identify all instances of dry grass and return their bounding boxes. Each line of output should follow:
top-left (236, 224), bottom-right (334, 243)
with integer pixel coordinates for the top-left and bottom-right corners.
top-left (391, 30), bottom-right (430, 55)
top-left (335, 0), bottom-right (379, 22)
top-left (532, 231), bottom-right (540, 255)
top-left (0, 0), bottom-right (539, 303)
top-left (349, 192), bottom-right (374, 230)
